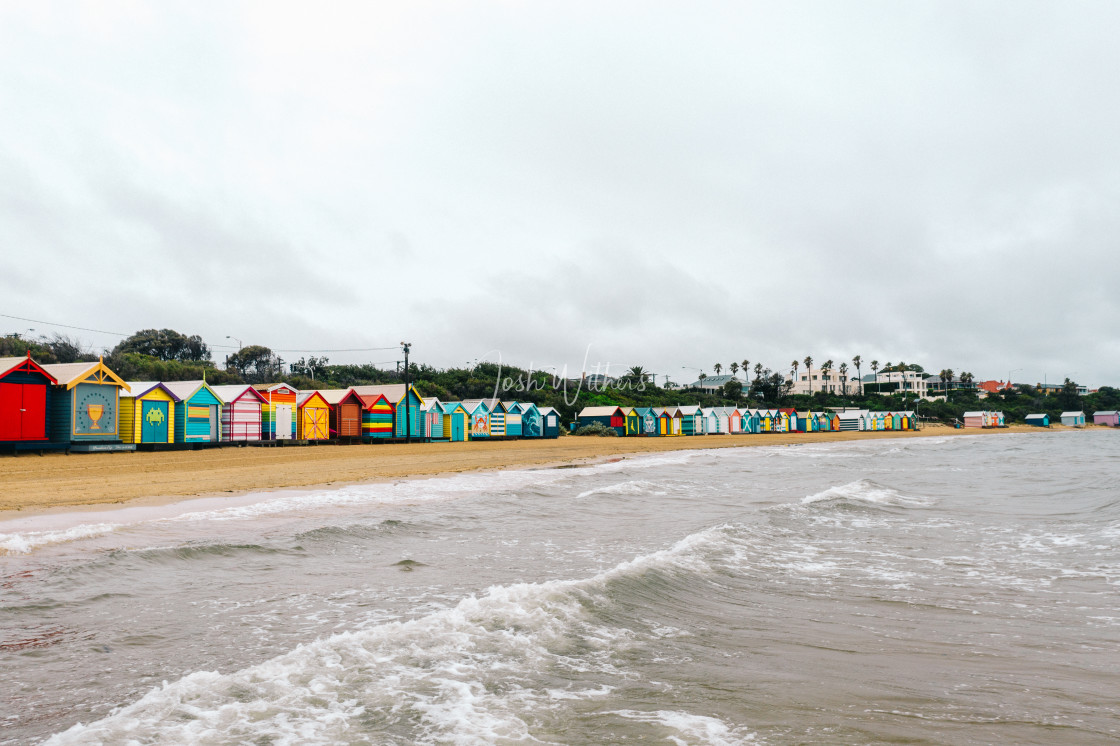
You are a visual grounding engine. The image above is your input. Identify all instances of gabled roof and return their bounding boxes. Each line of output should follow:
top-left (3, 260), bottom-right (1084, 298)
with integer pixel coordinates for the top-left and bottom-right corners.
top-left (0, 354), bottom-right (57, 383)
top-left (351, 384), bottom-right (424, 407)
top-left (1061, 411), bottom-right (1085, 417)
top-left (210, 384), bottom-right (268, 403)
top-left (318, 389), bottom-right (360, 405)
top-left (420, 397), bottom-right (442, 411)
top-left (160, 380), bottom-right (219, 403)
top-left (538, 406), bottom-right (557, 416)
top-left (253, 382), bottom-right (299, 393)
top-left (42, 359), bottom-right (130, 391)
top-left (297, 391), bottom-right (329, 408)
top-left (676, 405), bottom-right (701, 415)
top-left (357, 392), bottom-right (393, 410)
top-left (1093, 410), bottom-right (1119, 416)
top-left (578, 406), bottom-right (623, 417)
top-left (440, 401), bottom-right (468, 414)
top-left (1025, 413), bottom-right (1049, 419)
top-left (121, 381), bottom-right (177, 400)
top-left (962, 411), bottom-right (986, 417)
top-left (462, 399), bottom-right (491, 414)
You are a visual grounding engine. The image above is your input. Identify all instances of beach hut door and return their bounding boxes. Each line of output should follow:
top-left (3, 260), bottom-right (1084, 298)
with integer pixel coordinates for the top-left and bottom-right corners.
top-left (208, 405), bottom-right (219, 441)
top-left (275, 405), bottom-right (293, 439)
top-left (141, 401), bottom-right (169, 442)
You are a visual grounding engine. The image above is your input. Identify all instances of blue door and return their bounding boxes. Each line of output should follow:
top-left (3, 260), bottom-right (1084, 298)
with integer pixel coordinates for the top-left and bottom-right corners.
top-left (141, 400), bottom-right (169, 442)
top-left (452, 413), bottom-right (464, 441)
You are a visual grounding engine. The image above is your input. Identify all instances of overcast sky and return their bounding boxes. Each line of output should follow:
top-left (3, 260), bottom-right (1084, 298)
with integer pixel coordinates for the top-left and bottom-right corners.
top-left (2, 2), bottom-right (1118, 387)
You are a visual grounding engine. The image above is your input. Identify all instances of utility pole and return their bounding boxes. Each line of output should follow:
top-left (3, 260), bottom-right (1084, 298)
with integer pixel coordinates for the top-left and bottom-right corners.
top-left (401, 342), bottom-right (411, 443)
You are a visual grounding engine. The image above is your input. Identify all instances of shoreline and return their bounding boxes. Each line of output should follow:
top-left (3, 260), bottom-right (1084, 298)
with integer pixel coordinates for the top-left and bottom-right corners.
top-left (0, 425), bottom-right (1083, 519)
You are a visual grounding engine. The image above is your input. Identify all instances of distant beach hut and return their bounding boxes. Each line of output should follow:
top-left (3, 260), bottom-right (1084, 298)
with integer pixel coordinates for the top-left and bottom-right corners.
top-left (43, 359), bottom-right (130, 447)
top-left (481, 399), bottom-right (506, 437)
top-left (319, 389), bottom-right (364, 440)
top-left (633, 406), bottom-right (656, 436)
top-left (963, 411), bottom-right (985, 428)
top-left (1093, 411), bottom-right (1119, 427)
top-left (439, 402), bottom-right (470, 441)
top-left (818, 412), bottom-right (839, 431)
top-left (577, 406), bottom-right (626, 435)
top-left (421, 397), bottom-right (446, 440)
top-left (0, 354), bottom-right (57, 448)
top-left (518, 402), bottom-right (542, 438)
top-left (740, 409), bottom-right (760, 434)
top-left (700, 407), bottom-right (719, 434)
top-left (210, 385), bottom-right (267, 442)
top-left (357, 392), bottom-right (395, 440)
top-left (296, 391), bottom-right (331, 440)
top-left (722, 407), bottom-right (740, 434)
top-left (836, 410), bottom-right (868, 432)
top-left (462, 399), bottom-right (492, 438)
top-left (163, 380), bottom-right (223, 444)
top-left (1061, 411), bottom-right (1086, 427)
top-left (624, 407), bottom-right (641, 436)
top-left (353, 385), bottom-right (425, 439)
top-left (675, 405), bottom-right (703, 435)
top-left (1025, 413), bottom-right (1050, 427)
top-left (253, 383), bottom-right (298, 440)
top-left (538, 406), bottom-right (561, 438)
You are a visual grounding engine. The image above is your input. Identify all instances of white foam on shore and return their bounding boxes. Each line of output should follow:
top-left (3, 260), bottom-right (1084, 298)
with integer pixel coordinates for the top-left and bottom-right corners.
top-left (801, 479), bottom-right (936, 508)
top-left (606, 709), bottom-right (757, 744)
top-left (43, 525), bottom-right (734, 745)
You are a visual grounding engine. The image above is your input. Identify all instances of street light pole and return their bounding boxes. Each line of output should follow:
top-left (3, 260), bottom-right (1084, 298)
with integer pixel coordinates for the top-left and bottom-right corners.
top-left (401, 342), bottom-right (412, 443)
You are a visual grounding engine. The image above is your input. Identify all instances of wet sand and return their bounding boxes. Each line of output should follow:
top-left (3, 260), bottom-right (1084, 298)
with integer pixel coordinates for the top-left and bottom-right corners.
top-left (0, 425), bottom-right (1061, 514)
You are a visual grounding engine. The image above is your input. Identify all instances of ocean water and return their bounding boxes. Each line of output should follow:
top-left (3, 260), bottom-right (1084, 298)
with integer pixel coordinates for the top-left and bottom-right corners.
top-left (2, 432), bottom-right (1118, 745)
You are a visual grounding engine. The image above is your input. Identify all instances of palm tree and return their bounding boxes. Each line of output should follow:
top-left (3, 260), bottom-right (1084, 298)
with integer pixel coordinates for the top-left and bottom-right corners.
top-left (961, 371), bottom-right (974, 390)
top-left (870, 360), bottom-right (879, 394)
top-left (741, 360), bottom-right (750, 380)
top-left (839, 362), bottom-right (848, 395)
top-left (821, 360), bottom-right (833, 395)
top-left (627, 365), bottom-right (648, 383)
top-left (852, 355), bottom-right (862, 396)
top-left (754, 362), bottom-right (763, 384)
top-left (729, 362), bottom-right (739, 377)
top-left (790, 360), bottom-right (799, 392)
top-left (803, 356), bottom-right (814, 396)
top-left (714, 363), bottom-right (722, 376)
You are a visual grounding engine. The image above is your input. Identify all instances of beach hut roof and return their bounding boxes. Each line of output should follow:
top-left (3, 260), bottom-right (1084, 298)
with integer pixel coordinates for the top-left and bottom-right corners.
top-left (253, 382), bottom-right (299, 393)
top-left (42, 359), bottom-right (130, 391)
top-left (578, 406), bottom-right (623, 417)
top-left (1061, 411), bottom-right (1085, 417)
top-left (440, 401), bottom-right (467, 414)
top-left (120, 381), bottom-right (172, 399)
top-left (209, 384), bottom-right (268, 403)
top-left (538, 406), bottom-right (557, 416)
top-left (462, 399), bottom-right (492, 413)
top-left (297, 391), bottom-right (329, 407)
top-left (159, 380), bottom-right (219, 403)
top-left (962, 411), bottom-right (986, 417)
top-left (676, 405), bottom-right (701, 415)
top-left (317, 389), bottom-right (355, 405)
top-left (0, 354), bottom-right (58, 383)
top-left (352, 384), bottom-right (424, 407)
top-left (1093, 411), bottom-right (1119, 416)
top-left (1026, 413), bottom-right (1048, 420)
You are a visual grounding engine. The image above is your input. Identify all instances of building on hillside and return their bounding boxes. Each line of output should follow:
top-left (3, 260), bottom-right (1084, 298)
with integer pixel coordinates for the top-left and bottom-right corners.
top-left (858, 370), bottom-right (931, 398)
top-left (683, 374), bottom-right (739, 394)
top-left (787, 370), bottom-right (857, 396)
top-left (976, 380), bottom-right (1014, 395)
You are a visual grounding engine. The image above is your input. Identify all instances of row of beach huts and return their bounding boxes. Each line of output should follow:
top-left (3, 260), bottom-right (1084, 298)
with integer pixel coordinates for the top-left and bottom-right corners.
top-left (0, 354), bottom-right (562, 452)
top-left (2, 354), bottom-right (1117, 453)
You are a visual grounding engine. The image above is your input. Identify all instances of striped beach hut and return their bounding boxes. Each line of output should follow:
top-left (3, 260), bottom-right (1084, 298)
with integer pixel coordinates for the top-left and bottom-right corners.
top-left (537, 406), bottom-right (561, 438)
top-left (357, 393), bottom-right (395, 440)
top-left (210, 385), bottom-right (267, 442)
top-left (119, 382), bottom-right (177, 445)
top-left (296, 391), bottom-right (330, 440)
top-left (577, 406), bottom-right (626, 435)
top-left (502, 401), bottom-right (524, 438)
top-left (1093, 411), bottom-right (1119, 427)
top-left (319, 389), bottom-right (364, 440)
top-left (163, 380), bottom-right (223, 444)
top-left (0, 354), bottom-right (58, 450)
top-left (1025, 413), bottom-right (1050, 427)
top-left (254, 383), bottom-right (298, 440)
top-left (463, 399), bottom-right (492, 439)
top-left (43, 359), bottom-right (131, 447)
top-left (480, 399), bottom-right (506, 437)
top-left (440, 401), bottom-right (470, 441)
top-left (420, 397), bottom-right (445, 440)
top-left (1061, 411), bottom-right (1086, 427)
top-left (675, 405), bottom-right (703, 435)
top-left (353, 385), bottom-right (425, 440)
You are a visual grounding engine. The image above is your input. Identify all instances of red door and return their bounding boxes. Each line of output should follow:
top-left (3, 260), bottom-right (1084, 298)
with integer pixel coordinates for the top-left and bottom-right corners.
top-left (20, 384), bottom-right (46, 439)
top-left (0, 383), bottom-right (19, 440)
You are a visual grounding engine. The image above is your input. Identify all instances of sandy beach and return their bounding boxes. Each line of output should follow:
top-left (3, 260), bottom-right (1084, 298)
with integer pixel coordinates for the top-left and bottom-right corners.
top-left (0, 425), bottom-right (1066, 515)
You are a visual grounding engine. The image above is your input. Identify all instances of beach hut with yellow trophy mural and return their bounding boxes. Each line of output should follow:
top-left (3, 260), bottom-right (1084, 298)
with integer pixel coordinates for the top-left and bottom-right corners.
top-left (43, 359), bottom-right (132, 451)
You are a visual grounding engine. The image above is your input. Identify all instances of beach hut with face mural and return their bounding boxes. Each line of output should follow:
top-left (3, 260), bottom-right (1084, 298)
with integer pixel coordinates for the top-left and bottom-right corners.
top-left (462, 399), bottom-right (492, 439)
top-left (353, 385), bottom-right (425, 440)
top-left (577, 406), bottom-right (626, 435)
top-left (502, 401), bottom-right (524, 438)
top-left (1025, 413), bottom-right (1050, 427)
top-left (1061, 411), bottom-right (1086, 427)
top-left (536, 406), bottom-right (560, 438)
top-left (0, 354), bottom-right (58, 451)
top-left (1093, 411), bottom-right (1119, 427)
top-left (296, 391), bottom-right (331, 441)
top-left (319, 389), bottom-right (364, 440)
top-left (210, 384), bottom-right (267, 442)
top-left (439, 402), bottom-right (469, 441)
top-left (253, 383), bottom-right (298, 440)
top-left (43, 359), bottom-right (131, 449)
top-left (162, 380), bottom-right (223, 444)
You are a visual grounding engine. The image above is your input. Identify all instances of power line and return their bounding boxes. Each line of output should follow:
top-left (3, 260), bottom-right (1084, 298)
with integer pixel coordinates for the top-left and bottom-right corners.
top-left (1, 311), bottom-right (402, 354)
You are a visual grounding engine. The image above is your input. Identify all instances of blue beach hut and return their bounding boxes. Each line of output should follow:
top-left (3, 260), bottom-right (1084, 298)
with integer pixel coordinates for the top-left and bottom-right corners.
top-left (538, 406), bottom-right (561, 438)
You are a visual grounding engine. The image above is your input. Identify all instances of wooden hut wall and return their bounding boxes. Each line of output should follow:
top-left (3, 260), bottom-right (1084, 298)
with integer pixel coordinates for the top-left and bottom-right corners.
top-left (393, 388), bottom-right (424, 439)
top-left (297, 393), bottom-right (330, 440)
top-left (173, 385), bottom-right (223, 444)
top-left (362, 395), bottom-right (395, 439)
top-left (0, 357), bottom-right (55, 444)
top-left (259, 386), bottom-right (298, 440)
top-left (330, 391), bottom-right (364, 439)
top-left (219, 389), bottom-right (264, 442)
top-left (120, 385), bottom-right (175, 444)
top-left (539, 407), bottom-right (560, 438)
top-left (503, 403), bottom-right (522, 437)
top-left (46, 363), bottom-right (129, 444)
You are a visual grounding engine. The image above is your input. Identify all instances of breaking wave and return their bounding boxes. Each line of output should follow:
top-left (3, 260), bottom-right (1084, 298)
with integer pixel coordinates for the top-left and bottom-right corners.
top-left (800, 479), bottom-right (936, 508)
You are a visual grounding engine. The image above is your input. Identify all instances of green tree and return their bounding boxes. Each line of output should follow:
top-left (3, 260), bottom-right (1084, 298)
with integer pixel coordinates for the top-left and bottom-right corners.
top-left (729, 362), bottom-right (739, 377)
top-left (721, 379), bottom-right (743, 400)
top-left (112, 329), bottom-right (211, 362)
top-left (852, 355), bottom-right (862, 396)
top-left (714, 363), bottom-right (722, 376)
top-left (226, 345), bottom-right (281, 384)
top-left (803, 356), bottom-right (814, 396)
top-left (839, 362), bottom-right (848, 395)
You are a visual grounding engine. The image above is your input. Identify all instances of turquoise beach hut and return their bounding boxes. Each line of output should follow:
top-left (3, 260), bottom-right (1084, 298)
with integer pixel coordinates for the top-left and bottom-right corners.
top-left (502, 401), bottom-right (524, 437)
top-left (163, 380), bottom-right (224, 444)
top-left (519, 402), bottom-right (543, 437)
top-left (538, 406), bottom-right (560, 438)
